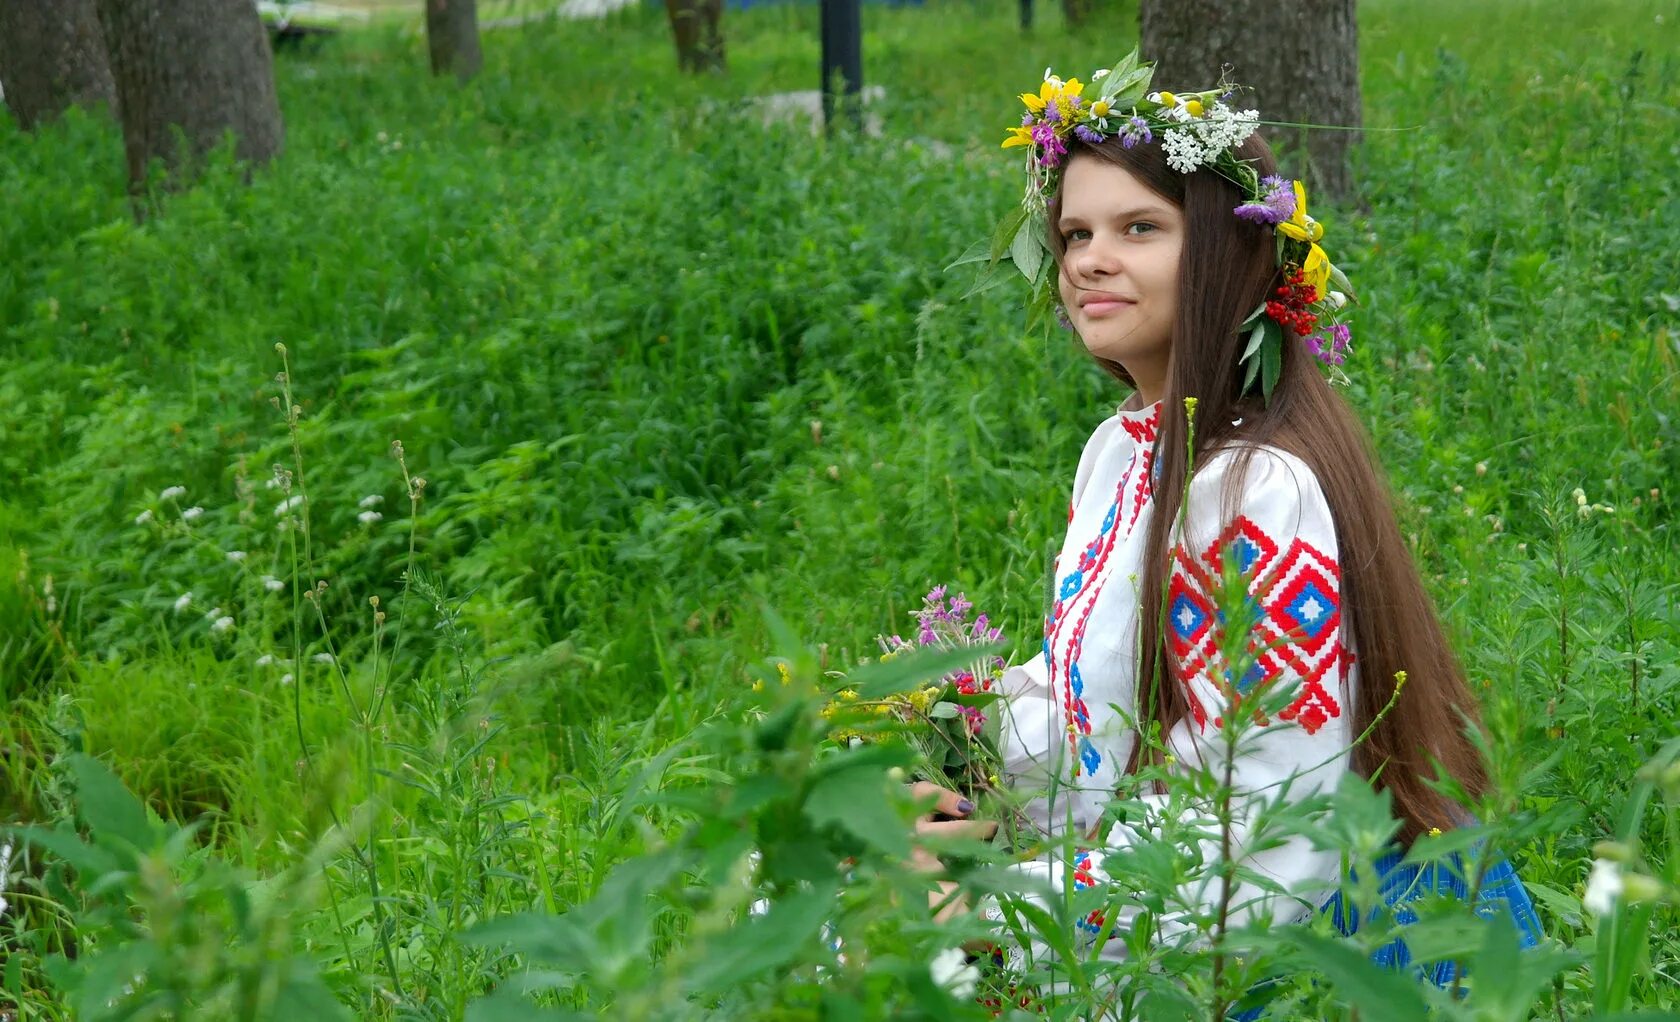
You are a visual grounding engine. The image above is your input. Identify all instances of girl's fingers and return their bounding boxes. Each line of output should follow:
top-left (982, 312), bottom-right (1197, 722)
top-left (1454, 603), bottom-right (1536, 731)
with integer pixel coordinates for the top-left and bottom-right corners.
top-left (906, 781), bottom-right (974, 819)
top-left (915, 817), bottom-right (1000, 841)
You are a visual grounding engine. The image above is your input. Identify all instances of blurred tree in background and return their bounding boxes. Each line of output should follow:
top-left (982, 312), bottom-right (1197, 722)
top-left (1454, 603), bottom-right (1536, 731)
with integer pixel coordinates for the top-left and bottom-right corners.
top-left (426, 0), bottom-right (483, 80)
top-left (0, 0), bottom-right (115, 130)
top-left (666, 0), bottom-right (726, 72)
top-left (92, 0), bottom-right (284, 198)
top-left (1141, 0), bottom-right (1362, 201)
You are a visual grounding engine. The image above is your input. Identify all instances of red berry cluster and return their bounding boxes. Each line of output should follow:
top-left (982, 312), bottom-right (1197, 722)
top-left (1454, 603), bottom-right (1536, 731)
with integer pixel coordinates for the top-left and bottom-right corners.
top-left (1265, 265), bottom-right (1320, 336)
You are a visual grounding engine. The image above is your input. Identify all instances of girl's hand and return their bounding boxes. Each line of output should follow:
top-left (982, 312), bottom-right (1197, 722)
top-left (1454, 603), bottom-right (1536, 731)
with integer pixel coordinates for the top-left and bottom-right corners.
top-left (906, 781), bottom-right (997, 926)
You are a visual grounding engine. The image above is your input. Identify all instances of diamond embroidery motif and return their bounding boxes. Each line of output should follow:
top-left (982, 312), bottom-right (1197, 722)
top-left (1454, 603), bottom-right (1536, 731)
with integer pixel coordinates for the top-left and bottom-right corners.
top-left (1170, 516), bottom-right (1344, 736)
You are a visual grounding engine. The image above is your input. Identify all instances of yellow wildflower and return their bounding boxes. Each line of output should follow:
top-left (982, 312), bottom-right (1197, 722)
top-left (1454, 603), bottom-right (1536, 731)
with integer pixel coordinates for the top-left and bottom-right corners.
top-left (1001, 125), bottom-right (1035, 150)
top-left (1278, 180), bottom-right (1325, 244)
top-left (907, 685), bottom-right (942, 714)
top-left (777, 662), bottom-right (792, 686)
top-left (1185, 99), bottom-right (1204, 117)
top-left (1302, 242), bottom-right (1331, 299)
top-left (1428, 827), bottom-right (1443, 838)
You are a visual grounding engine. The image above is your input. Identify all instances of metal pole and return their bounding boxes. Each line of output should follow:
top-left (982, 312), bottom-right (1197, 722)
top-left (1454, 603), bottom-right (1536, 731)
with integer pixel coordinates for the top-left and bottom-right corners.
top-left (820, 0), bottom-right (862, 132)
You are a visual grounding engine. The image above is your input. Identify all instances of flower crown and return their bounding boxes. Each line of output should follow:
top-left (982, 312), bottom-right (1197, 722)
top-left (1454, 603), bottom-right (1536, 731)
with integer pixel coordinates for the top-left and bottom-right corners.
top-left (986, 50), bottom-right (1355, 400)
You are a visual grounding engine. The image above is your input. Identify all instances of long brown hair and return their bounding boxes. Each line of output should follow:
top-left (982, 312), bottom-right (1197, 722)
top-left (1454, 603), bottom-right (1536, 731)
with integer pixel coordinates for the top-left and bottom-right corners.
top-left (1048, 134), bottom-right (1487, 845)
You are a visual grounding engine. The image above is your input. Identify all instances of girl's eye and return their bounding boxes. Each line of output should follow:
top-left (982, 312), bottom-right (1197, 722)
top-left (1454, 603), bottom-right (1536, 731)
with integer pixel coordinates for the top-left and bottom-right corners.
top-left (1126, 222), bottom-right (1157, 236)
top-left (1064, 228), bottom-right (1092, 244)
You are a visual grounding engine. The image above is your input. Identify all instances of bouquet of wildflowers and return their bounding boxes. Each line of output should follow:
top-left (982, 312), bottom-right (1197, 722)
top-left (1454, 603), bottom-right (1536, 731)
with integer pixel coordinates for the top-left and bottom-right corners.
top-left (821, 585), bottom-right (1008, 800)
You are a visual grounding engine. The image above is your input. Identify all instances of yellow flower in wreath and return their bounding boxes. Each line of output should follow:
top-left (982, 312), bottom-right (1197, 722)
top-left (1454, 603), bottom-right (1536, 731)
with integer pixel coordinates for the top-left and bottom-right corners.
top-left (1278, 180), bottom-right (1325, 244)
top-left (1280, 180), bottom-right (1331, 298)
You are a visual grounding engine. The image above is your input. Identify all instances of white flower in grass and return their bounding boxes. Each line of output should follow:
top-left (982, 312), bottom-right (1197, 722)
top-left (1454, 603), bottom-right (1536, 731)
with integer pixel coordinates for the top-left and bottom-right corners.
top-left (313, 652), bottom-right (335, 664)
top-left (211, 616), bottom-right (234, 634)
top-left (256, 654), bottom-right (275, 667)
top-left (358, 510), bottom-right (383, 525)
top-left (929, 947), bottom-right (979, 999)
top-left (203, 606), bottom-right (222, 621)
top-left (262, 575), bottom-right (285, 592)
top-left (358, 494), bottom-right (384, 509)
top-left (1585, 858), bottom-right (1622, 916)
top-left (280, 673), bottom-right (294, 685)
top-left (173, 592), bottom-right (193, 613)
top-left (275, 495), bottom-right (304, 516)
top-left (159, 485), bottom-right (187, 503)
top-left (181, 506), bottom-right (205, 522)
top-left (135, 509), bottom-right (154, 526)
top-left (226, 550), bottom-right (246, 563)
top-left (0, 841), bottom-right (12, 920)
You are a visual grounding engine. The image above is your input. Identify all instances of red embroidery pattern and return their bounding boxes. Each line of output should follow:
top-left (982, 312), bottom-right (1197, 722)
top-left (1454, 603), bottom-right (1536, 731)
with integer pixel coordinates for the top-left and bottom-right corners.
top-left (1166, 515), bottom-right (1344, 735)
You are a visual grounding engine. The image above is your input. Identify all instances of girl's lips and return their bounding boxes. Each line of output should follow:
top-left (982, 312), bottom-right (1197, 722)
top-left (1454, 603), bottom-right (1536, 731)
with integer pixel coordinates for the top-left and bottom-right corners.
top-left (1081, 299), bottom-right (1134, 316)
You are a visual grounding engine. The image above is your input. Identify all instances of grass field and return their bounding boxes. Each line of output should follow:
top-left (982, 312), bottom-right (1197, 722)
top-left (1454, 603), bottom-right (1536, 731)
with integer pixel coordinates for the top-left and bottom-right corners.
top-left (1, 0), bottom-right (1678, 1017)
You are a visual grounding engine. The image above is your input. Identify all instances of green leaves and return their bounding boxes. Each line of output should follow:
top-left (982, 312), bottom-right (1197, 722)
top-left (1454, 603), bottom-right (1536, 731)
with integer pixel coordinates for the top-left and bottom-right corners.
top-left (1239, 313), bottom-right (1284, 403)
top-left (1278, 929), bottom-right (1432, 1022)
top-left (805, 759), bottom-right (909, 858)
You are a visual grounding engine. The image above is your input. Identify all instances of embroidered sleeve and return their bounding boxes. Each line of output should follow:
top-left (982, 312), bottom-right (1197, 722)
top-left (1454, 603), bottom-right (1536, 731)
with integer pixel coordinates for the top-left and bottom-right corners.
top-left (994, 449), bottom-right (1355, 965)
top-left (1165, 447), bottom-right (1347, 741)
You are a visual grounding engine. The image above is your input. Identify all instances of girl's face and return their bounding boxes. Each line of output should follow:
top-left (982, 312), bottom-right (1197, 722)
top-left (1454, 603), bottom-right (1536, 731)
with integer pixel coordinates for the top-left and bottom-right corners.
top-left (1056, 156), bottom-right (1184, 403)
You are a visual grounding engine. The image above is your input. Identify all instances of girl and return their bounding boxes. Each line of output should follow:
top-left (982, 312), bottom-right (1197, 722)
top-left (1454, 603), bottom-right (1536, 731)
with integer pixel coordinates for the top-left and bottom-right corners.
top-left (913, 55), bottom-right (1541, 979)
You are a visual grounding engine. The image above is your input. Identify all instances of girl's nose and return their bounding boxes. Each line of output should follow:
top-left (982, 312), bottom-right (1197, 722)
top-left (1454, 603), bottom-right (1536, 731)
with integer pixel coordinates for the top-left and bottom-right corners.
top-left (1073, 236), bottom-right (1119, 282)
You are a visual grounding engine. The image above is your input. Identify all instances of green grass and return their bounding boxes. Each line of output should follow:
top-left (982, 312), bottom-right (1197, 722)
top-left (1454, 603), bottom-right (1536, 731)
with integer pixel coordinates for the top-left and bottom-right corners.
top-left (1, 0), bottom-right (1678, 1016)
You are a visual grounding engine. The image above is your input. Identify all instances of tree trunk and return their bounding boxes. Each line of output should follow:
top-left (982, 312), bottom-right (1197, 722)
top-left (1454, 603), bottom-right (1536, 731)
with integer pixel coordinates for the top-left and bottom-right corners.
top-left (665, 0), bottom-right (725, 74)
top-left (1140, 0), bottom-right (1361, 203)
top-left (1060, 0), bottom-right (1090, 28)
top-left (0, 0), bottom-right (115, 130)
top-left (92, 0), bottom-right (283, 195)
top-left (425, 0), bottom-right (482, 81)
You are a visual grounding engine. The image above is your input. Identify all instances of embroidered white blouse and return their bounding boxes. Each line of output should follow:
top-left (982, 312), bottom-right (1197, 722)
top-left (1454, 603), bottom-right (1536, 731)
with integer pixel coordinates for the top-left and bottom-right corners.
top-left (995, 398), bottom-right (1357, 957)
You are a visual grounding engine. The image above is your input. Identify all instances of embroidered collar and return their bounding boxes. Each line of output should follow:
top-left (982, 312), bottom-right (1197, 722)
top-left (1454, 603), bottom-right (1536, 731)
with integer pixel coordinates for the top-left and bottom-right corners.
top-left (1116, 399), bottom-right (1162, 445)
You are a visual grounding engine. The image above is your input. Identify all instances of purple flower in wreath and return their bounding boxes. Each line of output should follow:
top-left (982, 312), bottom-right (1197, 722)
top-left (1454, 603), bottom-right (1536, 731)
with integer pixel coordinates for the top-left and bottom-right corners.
top-left (1119, 116), bottom-right (1152, 149)
top-left (1032, 121), bottom-right (1067, 167)
top-left (1073, 124), bottom-right (1105, 145)
top-left (1233, 176), bottom-right (1297, 226)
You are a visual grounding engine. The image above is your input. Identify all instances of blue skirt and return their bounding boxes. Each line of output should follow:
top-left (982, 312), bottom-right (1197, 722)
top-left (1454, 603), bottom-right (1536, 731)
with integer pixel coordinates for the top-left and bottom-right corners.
top-left (1231, 848), bottom-right (1543, 1019)
top-left (1321, 847), bottom-right (1544, 980)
